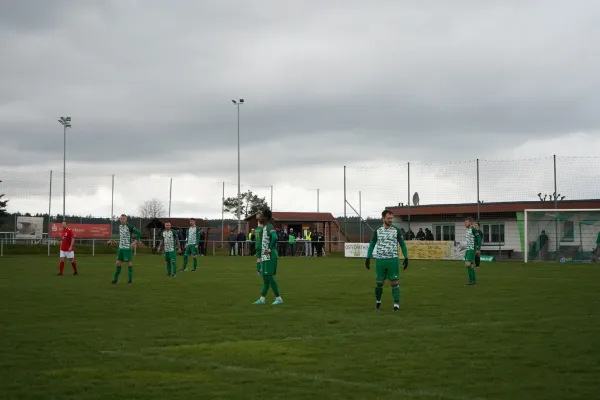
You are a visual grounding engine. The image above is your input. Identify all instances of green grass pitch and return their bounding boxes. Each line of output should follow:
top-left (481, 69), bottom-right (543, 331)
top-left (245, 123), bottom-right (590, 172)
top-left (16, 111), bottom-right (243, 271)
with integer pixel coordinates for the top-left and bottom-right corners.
top-left (0, 254), bottom-right (599, 399)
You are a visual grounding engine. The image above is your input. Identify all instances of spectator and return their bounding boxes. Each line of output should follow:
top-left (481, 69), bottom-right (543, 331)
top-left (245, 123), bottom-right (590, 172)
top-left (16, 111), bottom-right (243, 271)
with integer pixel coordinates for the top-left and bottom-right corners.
top-left (248, 229), bottom-right (256, 256)
top-left (425, 228), bottom-right (434, 241)
top-left (316, 232), bottom-right (325, 257)
top-left (288, 229), bottom-right (296, 256)
top-left (199, 228), bottom-right (206, 256)
top-left (237, 230), bottom-right (246, 256)
top-left (228, 231), bottom-right (236, 256)
top-left (539, 230), bottom-right (549, 260)
top-left (416, 228), bottom-right (425, 240)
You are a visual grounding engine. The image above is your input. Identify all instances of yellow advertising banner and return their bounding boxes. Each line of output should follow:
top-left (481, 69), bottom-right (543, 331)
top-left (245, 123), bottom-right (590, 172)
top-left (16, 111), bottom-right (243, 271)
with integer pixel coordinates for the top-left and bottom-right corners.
top-left (404, 241), bottom-right (453, 260)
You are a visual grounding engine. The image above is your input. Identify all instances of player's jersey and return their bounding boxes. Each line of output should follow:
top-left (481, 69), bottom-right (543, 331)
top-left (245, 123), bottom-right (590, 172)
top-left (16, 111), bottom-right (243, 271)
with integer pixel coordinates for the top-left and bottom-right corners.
top-left (118, 223), bottom-right (140, 249)
top-left (465, 227), bottom-right (480, 251)
top-left (187, 227), bottom-right (200, 246)
top-left (259, 223), bottom-right (277, 261)
top-left (162, 229), bottom-right (177, 252)
top-left (254, 225), bottom-right (263, 254)
top-left (367, 225), bottom-right (408, 259)
top-left (60, 228), bottom-right (74, 251)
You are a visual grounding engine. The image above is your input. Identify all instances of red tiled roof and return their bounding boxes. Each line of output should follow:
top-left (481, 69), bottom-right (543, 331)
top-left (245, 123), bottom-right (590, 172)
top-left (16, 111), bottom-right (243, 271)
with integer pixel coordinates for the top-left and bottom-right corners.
top-left (387, 200), bottom-right (600, 216)
top-left (244, 212), bottom-right (336, 222)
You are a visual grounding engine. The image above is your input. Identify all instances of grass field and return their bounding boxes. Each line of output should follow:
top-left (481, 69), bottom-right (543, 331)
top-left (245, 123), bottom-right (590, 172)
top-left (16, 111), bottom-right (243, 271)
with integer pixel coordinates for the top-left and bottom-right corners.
top-left (0, 254), bottom-right (599, 400)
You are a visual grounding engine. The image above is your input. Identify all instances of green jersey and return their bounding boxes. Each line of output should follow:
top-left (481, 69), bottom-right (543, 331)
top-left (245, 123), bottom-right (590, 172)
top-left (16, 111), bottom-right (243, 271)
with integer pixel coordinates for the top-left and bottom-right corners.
top-left (465, 227), bottom-right (481, 251)
top-left (161, 229), bottom-right (177, 252)
top-left (367, 225), bottom-right (408, 260)
top-left (254, 225), bottom-right (263, 255)
top-left (259, 223), bottom-right (278, 262)
top-left (187, 226), bottom-right (200, 246)
top-left (118, 222), bottom-right (141, 249)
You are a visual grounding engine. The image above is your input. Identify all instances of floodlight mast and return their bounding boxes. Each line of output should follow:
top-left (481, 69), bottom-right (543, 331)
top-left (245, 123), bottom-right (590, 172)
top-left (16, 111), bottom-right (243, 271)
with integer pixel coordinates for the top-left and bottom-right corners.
top-left (58, 117), bottom-right (71, 221)
top-left (232, 99), bottom-right (244, 234)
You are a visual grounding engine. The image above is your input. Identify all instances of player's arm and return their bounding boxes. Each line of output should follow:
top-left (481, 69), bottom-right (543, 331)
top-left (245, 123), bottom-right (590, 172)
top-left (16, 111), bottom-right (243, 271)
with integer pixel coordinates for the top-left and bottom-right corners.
top-left (365, 230), bottom-right (378, 269)
top-left (396, 228), bottom-right (409, 269)
top-left (475, 228), bottom-right (482, 253)
top-left (195, 228), bottom-right (200, 247)
top-left (69, 231), bottom-right (75, 251)
top-left (128, 223), bottom-right (142, 245)
top-left (268, 229), bottom-right (278, 251)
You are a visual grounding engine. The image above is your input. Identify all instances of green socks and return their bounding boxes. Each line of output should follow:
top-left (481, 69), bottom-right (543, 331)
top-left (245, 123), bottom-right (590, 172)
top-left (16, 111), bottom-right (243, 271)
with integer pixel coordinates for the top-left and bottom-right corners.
top-left (183, 256), bottom-right (188, 270)
top-left (113, 266), bottom-right (122, 281)
top-left (375, 281), bottom-right (384, 302)
top-left (261, 275), bottom-right (271, 297)
top-left (466, 266), bottom-right (476, 282)
top-left (128, 266), bottom-right (133, 282)
top-left (166, 262), bottom-right (171, 275)
top-left (193, 258), bottom-right (198, 271)
top-left (391, 284), bottom-right (400, 304)
top-left (270, 278), bottom-right (280, 297)
top-left (172, 260), bottom-right (177, 275)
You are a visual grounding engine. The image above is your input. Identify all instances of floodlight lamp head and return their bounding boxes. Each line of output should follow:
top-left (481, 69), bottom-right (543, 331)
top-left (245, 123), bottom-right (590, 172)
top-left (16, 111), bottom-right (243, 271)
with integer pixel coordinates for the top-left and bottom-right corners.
top-left (66, 117), bottom-right (71, 122)
top-left (231, 100), bottom-right (237, 104)
top-left (239, 99), bottom-right (244, 103)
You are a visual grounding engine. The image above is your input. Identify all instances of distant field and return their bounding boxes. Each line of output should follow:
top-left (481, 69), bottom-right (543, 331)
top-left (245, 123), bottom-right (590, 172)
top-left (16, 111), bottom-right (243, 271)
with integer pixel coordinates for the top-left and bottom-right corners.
top-left (0, 255), bottom-right (598, 399)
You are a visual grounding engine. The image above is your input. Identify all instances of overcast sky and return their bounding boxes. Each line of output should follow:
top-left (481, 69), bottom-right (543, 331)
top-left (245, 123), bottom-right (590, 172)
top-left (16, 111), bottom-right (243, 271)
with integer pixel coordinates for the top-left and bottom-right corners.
top-left (1, 0), bottom-right (599, 219)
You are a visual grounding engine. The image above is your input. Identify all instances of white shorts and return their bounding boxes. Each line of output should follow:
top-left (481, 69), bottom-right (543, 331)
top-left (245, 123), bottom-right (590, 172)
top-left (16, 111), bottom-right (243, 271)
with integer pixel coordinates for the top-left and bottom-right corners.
top-left (60, 251), bottom-right (75, 259)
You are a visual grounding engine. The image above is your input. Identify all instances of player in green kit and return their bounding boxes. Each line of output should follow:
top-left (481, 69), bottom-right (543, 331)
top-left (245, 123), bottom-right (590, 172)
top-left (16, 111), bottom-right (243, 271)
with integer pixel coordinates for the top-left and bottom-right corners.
top-left (365, 209), bottom-right (409, 311)
top-left (111, 214), bottom-right (142, 285)
top-left (157, 221), bottom-right (181, 277)
top-left (253, 209), bottom-right (284, 305)
top-left (474, 222), bottom-right (483, 268)
top-left (182, 218), bottom-right (201, 272)
top-left (463, 217), bottom-right (481, 285)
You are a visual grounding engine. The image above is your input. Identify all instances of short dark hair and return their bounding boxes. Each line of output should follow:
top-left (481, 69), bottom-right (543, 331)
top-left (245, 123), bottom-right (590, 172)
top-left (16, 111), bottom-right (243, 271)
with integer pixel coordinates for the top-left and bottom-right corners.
top-left (189, 217), bottom-right (195, 221)
top-left (262, 208), bottom-right (272, 219)
top-left (382, 209), bottom-right (393, 218)
top-left (120, 214), bottom-right (126, 217)
top-left (465, 217), bottom-right (473, 223)
top-left (165, 220), bottom-right (171, 224)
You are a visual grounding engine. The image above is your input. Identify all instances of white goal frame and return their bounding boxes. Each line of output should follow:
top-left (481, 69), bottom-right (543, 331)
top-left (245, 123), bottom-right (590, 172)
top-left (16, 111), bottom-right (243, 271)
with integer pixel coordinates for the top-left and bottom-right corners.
top-left (524, 208), bottom-right (600, 263)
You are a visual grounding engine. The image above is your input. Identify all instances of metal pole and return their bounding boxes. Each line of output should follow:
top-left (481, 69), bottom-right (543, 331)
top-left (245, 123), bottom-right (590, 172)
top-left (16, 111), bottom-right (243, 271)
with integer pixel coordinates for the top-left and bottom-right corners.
top-left (477, 158), bottom-right (480, 221)
top-left (48, 170), bottom-right (52, 256)
top-left (271, 185), bottom-right (273, 210)
top-left (111, 174), bottom-right (115, 236)
top-left (343, 166), bottom-right (347, 240)
top-left (407, 162), bottom-right (411, 238)
top-left (237, 103), bottom-right (241, 234)
top-left (553, 154), bottom-right (559, 259)
top-left (221, 181), bottom-right (225, 246)
top-left (62, 124), bottom-right (66, 221)
top-left (359, 191), bottom-right (362, 243)
top-left (316, 188), bottom-right (320, 212)
top-left (168, 178), bottom-right (173, 217)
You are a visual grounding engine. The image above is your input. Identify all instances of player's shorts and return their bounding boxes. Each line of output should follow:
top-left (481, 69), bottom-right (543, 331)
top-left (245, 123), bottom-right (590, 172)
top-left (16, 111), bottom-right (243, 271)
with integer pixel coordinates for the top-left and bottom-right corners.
top-left (464, 250), bottom-right (476, 265)
top-left (164, 250), bottom-right (177, 263)
top-left (59, 250), bottom-right (74, 259)
top-left (375, 258), bottom-right (400, 281)
top-left (184, 244), bottom-right (198, 256)
top-left (258, 258), bottom-right (278, 276)
top-left (116, 248), bottom-right (133, 262)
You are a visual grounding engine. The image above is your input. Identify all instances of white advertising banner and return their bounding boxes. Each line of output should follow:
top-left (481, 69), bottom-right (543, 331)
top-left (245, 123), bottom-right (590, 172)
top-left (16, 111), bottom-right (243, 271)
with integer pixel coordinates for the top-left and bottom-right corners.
top-left (344, 243), bottom-right (370, 258)
top-left (16, 216), bottom-right (44, 240)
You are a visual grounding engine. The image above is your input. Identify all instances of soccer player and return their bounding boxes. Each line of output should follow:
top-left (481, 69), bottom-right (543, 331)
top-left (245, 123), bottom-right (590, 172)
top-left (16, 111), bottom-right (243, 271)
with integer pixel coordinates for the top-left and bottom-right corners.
top-left (365, 209), bottom-right (409, 311)
top-left (253, 209), bottom-right (283, 305)
top-left (57, 221), bottom-right (78, 276)
top-left (111, 214), bottom-right (142, 285)
top-left (157, 221), bottom-right (181, 277)
top-left (463, 217), bottom-right (481, 285)
top-left (474, 222), bottom-right (483, 268)
top-left (182, 218), bottom-right (201, 272)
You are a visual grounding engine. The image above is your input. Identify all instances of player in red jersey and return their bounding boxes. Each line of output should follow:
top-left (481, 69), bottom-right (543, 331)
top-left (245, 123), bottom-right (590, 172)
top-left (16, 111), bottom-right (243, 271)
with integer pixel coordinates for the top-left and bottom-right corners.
top-left (58, 221), bottom-right (78, 276)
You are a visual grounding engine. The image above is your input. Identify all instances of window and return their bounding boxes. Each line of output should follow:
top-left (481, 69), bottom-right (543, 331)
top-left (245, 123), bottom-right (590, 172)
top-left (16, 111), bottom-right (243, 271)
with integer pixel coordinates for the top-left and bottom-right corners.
top-left (561, 220), bottom-right (574, 242)
top-left (434, 224), bottom-right (455, 241)
top-left (481, 223), bottom-right (505, 245)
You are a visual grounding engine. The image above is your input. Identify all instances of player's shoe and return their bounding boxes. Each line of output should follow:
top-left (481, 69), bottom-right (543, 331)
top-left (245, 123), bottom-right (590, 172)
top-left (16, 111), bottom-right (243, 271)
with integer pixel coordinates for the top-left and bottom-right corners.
top-left (272, 298), bottom-right (284, 305)
top-left (465, 281), bottom-right (475, 285)
top-left (73, 272), bottom-right (78, 276)
top-left (57, 273), bottom-right (63, 276)
top-left (127, 281), bottom-right (132, 285)
top-left (253, 299), bottom-right (265, 305)
top-left (393, 304), bottom-right (400, 312)
top-left (111, 280), bottom-right (117, 284)
top-left (376, 302), bottom-right (381, 310)
top-left (191, 269), bottom-right (196, 272)
top-left (171, 274), bottom-right (176, 278)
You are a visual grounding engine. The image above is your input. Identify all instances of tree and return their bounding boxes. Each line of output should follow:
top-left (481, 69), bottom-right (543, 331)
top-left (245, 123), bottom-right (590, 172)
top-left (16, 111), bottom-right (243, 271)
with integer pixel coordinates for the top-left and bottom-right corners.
top-left (0, 180), bottom-right (7, 216)
top-left (223, 190), bottom-right (268, 219)
top-left (138, 199), bottom-right (166, 219)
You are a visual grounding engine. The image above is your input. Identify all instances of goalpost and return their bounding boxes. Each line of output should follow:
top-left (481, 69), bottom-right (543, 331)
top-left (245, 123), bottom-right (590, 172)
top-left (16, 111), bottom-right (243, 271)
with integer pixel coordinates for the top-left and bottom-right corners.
top-left (524, 209), bottom-right (600, 263)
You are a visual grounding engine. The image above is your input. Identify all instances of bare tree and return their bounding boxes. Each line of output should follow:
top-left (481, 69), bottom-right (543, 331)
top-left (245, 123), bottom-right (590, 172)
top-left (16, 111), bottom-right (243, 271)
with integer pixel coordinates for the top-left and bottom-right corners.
top-left (138, 199), bottom-right (166, 219)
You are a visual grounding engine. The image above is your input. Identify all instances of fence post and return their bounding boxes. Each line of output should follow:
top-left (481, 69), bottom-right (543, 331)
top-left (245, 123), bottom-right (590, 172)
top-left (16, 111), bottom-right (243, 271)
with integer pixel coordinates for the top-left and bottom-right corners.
top-left (168, 178), bottom-right (173, 217)
top-left (93, 239), bottom-right (95, 257)
top-left (48, 170), bottom-right (52, 257)
top-left (343, 166), bottom-right (347, 240)
top-left (476, 159), bottom-right (480, 222)
top-left (110, 174), bottom-right (114, 237)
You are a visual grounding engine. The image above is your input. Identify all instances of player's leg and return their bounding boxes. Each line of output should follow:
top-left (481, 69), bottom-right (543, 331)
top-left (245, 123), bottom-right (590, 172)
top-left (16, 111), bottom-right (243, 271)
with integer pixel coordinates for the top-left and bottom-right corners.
top-left (164, 251), bottom-right (171, 276)
top-left (374, 261), bottom-right (386, 309)
top-left (192, 246), bottom-right (198, 271)
top-left (475, 252), bottom-right (481, 268)
top-left (182, 245), bottom-right (190, 271)
top-left (270, 260), bottom-right (283, 305)
top-left (112, 250), bottom-right (123, 283)
top-left (254, 274), bottom-right (270, 304)
top-left (58, 252), bottom-right (66, 275)
top-left (170, 252), bottom-right (178, 277)
top-left (387, 259), bottom-right (401, 311)
top-left (68, 254), bottom-right (78, 275)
